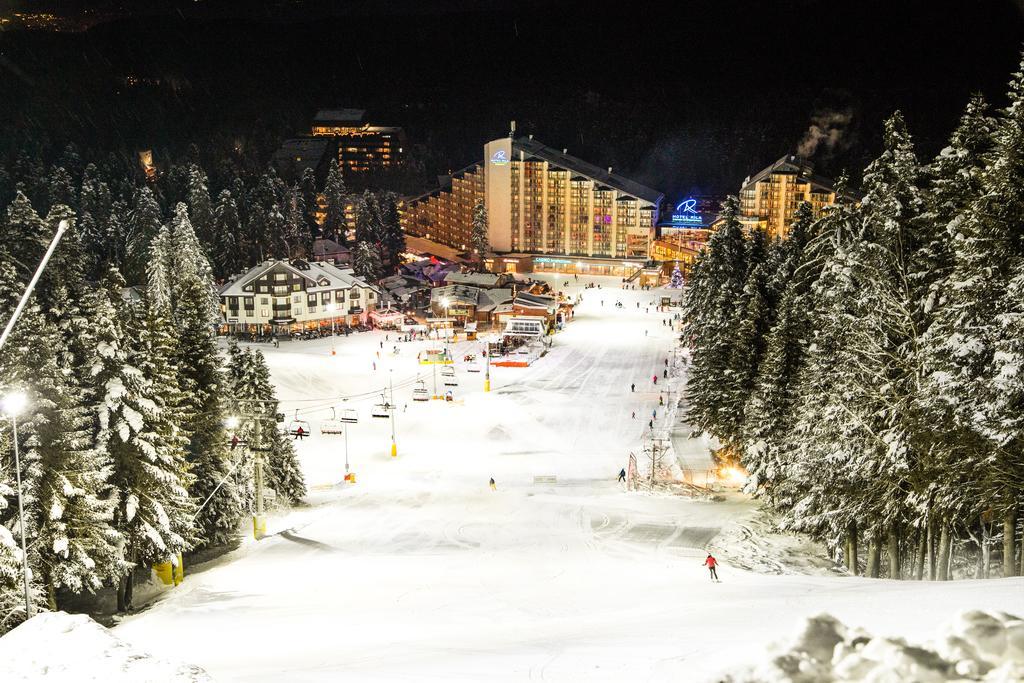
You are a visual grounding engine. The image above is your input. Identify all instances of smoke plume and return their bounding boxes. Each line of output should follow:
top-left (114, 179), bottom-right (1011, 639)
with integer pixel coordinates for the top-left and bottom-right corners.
top-left (797, 109), bottom-right (853, 158)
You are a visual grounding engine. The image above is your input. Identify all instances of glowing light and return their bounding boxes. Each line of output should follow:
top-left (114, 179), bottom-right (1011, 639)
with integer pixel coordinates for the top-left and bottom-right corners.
top-left (2, 392), bottom-right (27, 417)
top-left (717, 466), bottom-right (748, 486)
top-left (672, 198), bottom-right (703, 225)
top-left (490, 150), bottom-right (509, 166)
top-left (225, 416), bottom-right (240, 430)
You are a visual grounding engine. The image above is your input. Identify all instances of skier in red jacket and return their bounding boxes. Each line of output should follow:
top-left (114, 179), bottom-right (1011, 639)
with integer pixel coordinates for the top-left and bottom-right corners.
top-left (704, 553), bottom-right (719, 581)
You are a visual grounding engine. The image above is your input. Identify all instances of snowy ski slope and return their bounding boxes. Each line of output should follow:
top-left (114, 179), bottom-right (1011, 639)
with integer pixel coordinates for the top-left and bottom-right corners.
top-left (112, 275), bottom-right (1024, 682)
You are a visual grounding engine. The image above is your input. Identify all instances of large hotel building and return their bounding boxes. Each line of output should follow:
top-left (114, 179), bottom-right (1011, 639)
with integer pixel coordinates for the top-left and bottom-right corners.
top-left (737, 155), bottom-right (843, 240)
top-left (402, 131), bottom-right (663, 276)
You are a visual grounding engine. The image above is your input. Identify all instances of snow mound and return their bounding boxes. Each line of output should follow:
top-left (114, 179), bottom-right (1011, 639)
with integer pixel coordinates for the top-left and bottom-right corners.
top-left (0, 611), bottom-right (214, 682)
top-left (719, 610), bottom-right (1024, 682)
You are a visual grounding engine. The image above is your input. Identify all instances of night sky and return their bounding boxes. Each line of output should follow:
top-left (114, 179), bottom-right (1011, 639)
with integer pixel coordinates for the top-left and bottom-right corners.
top-left (1, 0), bottom-right (1022, 197)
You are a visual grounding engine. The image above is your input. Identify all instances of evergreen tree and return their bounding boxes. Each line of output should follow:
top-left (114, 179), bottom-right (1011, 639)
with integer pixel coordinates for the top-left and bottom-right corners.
top-left (471, 199), bottom-right (489, 263)
top-left (212, 189), bottom-right (244, 277)
top-left (186, 164), bottom-right (214, 247)
top-left (378, 192), bottom-right (404, 273)
top-left (224, 345), bottom-right (305, 508)
top-left (90, 268), bottom-right (193, 610)
top-left (323, 159), bottom-right (348, 244)
top-left (668, 262), bottom-right (683, 288)
top-left (126, 187), bottom-right (164, 284)
top-left (683, 196), bottom-right (749, 446)
top-left (352, 240), bottom-right (383, 282)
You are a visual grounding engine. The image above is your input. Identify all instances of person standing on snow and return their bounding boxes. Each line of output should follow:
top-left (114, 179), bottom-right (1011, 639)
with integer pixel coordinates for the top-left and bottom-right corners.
top-left (631, 383), bottom-right (635, 392)
top-left (652, 374), bottom-right (658, 385)
top-left (704, 553), bottom-right (719, 581)
top-left (618, 468), bottom-right (626, 483)
top-left (489, 477), bottom-right (497, 492)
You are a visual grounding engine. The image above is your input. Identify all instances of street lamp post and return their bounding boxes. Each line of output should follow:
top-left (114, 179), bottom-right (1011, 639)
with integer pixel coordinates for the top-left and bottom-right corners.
top-left (3, 391), bottom-right (31, 620)
top-left (485, 346), bottom-right (491, 393)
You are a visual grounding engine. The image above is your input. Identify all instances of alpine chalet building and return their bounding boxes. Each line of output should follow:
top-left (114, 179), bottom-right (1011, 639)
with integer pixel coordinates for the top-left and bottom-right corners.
top-left (403, 130), bottom-right (663, 277)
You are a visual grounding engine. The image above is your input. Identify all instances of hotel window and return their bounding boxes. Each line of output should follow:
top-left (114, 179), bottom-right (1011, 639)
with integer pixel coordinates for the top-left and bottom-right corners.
top-left (261, 308), bottom-right (269, 317)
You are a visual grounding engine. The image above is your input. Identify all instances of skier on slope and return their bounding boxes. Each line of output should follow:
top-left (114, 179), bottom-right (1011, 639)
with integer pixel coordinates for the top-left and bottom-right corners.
top-left (618, 468), bottom-right (626, 483)
top-left (652, 374), bottom-right (658, 385)
top-left (489, 477), bottom-right (497, 492)
top-left (704, 553), bottom-right (719, 581)
top-left (631, 383), bottom-right (635, 392)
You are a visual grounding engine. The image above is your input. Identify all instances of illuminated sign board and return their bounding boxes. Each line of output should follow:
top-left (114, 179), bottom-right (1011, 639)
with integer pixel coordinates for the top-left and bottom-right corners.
top-left (671, 198), bottom-right (703, 225)
top-left (534, 257), bottom-right (572, 264)
top-left (490, 150), bottom-right (510, 166)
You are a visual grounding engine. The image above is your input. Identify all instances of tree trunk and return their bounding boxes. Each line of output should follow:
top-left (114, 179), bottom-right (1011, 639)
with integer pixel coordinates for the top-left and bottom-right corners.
top-left (928, 519), bottom-right (936, 580)
top-left (937, 521), bottom-right (951, 581)
top-left (915, 526), bottom-right (926, 581)
top-left (1003, 508), bottom-right (1017, 578)
top-left (867, 533), bottom-right (881, 578)
top-left (849, 521), bottom-right (859, 576)
top-left (980, 516), bottom-right (991, 579)
top-left (116, 577), bottom-right (127, 613)
top-left (117, 572), bottom-right (135, 613)
top-left (46, 577), bottom-right (57, 612)
top-left (888, 525), bottom-right (901, 580)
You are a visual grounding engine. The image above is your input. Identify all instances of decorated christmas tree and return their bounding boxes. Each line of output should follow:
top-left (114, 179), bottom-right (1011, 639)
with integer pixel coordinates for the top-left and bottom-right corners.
top-left (669, 261), bottom-right (684, 288)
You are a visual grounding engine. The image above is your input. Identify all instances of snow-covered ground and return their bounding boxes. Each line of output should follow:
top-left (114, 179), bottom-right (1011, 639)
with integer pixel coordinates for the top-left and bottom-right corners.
top-left (108, 275), bottom-right (1023, 682)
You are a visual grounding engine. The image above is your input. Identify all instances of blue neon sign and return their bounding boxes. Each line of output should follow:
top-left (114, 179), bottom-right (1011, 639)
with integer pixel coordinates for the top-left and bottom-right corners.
top-left (671, 198), bottom-right (702, 225)
top-left (490, 149), bottom-right (510, 166)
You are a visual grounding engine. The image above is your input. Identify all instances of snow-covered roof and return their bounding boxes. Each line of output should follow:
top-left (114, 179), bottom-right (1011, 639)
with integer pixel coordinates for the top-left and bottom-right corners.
top-left (476, 288), bottom-right (514, 312)
top-left (444, 271), bottom-right (501, 288)
top-left (430, 284), bottom-right (479, 307)
top-left (219, 259), bottom-right (378, 297)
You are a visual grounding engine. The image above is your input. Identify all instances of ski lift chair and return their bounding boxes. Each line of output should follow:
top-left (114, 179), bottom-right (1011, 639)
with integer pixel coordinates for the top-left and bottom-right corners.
top-left (371, 401), bottom-right (391, 419)
top-left (288, 410), bottom-right (311, 439)
top-left (412, 380), bottom-right (430, 402)
top-left (321, 408), bottom-right (344, 435)
top-left (340, 408), bottom-right (359, 424)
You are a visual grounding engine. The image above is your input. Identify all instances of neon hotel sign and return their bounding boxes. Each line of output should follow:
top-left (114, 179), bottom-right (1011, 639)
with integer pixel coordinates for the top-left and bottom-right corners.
top-left (671, 198), bottom-right (703, 225)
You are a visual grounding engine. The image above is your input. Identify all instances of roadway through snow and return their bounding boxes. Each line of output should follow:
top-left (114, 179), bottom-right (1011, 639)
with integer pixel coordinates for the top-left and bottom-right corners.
top-left (112, 275), bottom-right (1024, 682)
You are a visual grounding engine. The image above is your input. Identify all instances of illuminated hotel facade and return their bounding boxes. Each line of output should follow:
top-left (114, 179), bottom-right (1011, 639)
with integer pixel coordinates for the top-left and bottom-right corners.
top-left (310, 108), bottom-right (405, 176)
top-left (738, 155), bottom-right (841, 240)
top-left (403, 133), bottom-right (663, 275)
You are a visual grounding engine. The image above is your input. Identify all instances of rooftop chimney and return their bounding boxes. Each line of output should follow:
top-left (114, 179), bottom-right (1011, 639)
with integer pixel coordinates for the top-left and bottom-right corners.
top-left (510, 120), bottom-right (516, 137)
top-left (608, 166), bottom-right (613, 174)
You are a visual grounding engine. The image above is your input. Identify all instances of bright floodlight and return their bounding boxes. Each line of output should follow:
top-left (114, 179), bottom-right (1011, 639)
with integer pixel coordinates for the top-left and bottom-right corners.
top-left (441, 297), bottom-right (450, 308)
top-left (2, 391), bottom-right (27, 417)
top-left (326, 302), bottom-right (336, 312)
top-left (225, 416), bottom-right (240, 430)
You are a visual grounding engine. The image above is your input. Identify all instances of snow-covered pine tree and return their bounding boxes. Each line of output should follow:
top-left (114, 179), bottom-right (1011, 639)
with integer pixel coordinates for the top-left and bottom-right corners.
top-left (742, 202), bottom-right (822, 496)
top-left (683, 195), bottom-right (749, 446)
top-left (471, 198), bottom-right (490, 263)
top-left (186, 165), bottom-right (214, 247)
top-left (47, 166), bottom-right (76, 214)
top-left (352, 240), bottom-right (383, 282)
top-left (78, 163), bottom-right (112, 277)
top-left (150, 205), bottom-right (241, 548)
top-left (378, 192), bottom-right (404, 273)
top-left (3, 191), bottom-right (48, 279)
top-left (91, 266), bottom-right (193, 611)
top-left (0, 267), bottom-right (123, 609)
top-left (126, 186), bottom-right (164, 284)
top-left (283, 184), bottom-right (311, 259)
top-left (668, 262), bottom-right (683, 288)
top-left (323, 159), bottom-right (348, 244)
top-left (354, 190), bottom-right (382, 246)
top-left (175, 275), bottom-right (241, 548)
top-left (212, 189), bottom-right (244, 277)
top-left (224, 345), bottom-right (306, 507)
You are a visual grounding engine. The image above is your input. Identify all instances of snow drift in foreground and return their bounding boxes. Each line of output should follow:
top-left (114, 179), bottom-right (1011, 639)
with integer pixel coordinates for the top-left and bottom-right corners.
top-left (720, 610), bottom-right (1024, 682)
top-left (0, 611), bottom-right (213, 682)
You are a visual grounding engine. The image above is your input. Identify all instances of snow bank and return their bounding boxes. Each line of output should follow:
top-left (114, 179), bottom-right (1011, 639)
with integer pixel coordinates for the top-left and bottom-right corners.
top-left (720, 610), bottom-right (1024, 682)
top-left (0, 611), bottom-right (213, 682)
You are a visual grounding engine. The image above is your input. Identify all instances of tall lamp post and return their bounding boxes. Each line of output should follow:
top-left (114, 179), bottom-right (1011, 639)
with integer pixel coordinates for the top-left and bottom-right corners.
top-left (3, 391), bottom-right (31, 619)
top-left (389, 369), bottom-right (397, 457)
top-left (441, 296), bottom-right (451, 357)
